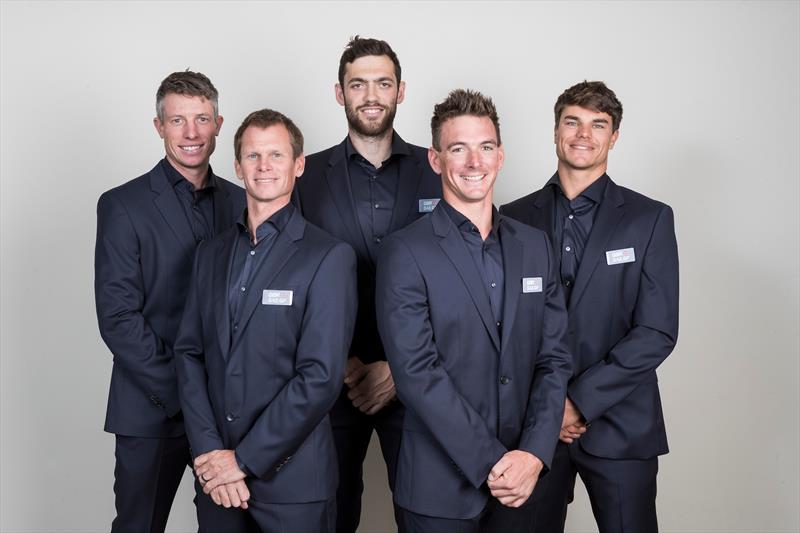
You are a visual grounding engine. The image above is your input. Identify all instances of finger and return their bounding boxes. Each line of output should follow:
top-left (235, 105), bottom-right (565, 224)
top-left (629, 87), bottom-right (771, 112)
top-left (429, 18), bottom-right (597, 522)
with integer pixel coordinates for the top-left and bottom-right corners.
top-left (210, 488), bottom-right (222, 506)
top-left (218, 485), bottom-right (232, 508)
top-left (194, 453), bottom-right (210, 468)
top-left (559, 435), bottom-right (574, 444)
top-left (226, 484), bottom-right (241, 508)
top-left (237, 482), bottom-right (251, 503)
top-left (344, 365), bottom-right (369, 386)
top-left (204, 476), bottom-right (226, 494)
top-left (364, 399), bottom-right (388, 415)
top-left (488, 457), bottom-right (510, 482)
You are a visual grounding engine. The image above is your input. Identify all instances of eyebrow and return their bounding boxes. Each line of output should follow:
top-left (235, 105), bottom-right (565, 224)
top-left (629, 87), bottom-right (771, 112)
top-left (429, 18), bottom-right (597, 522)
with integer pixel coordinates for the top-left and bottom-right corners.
top-left (563, 114), bottom-right (609, 124)
top-left (444, 139), bottom-right (498, 150)
top-left (348, 76), bottom-right (394, 84)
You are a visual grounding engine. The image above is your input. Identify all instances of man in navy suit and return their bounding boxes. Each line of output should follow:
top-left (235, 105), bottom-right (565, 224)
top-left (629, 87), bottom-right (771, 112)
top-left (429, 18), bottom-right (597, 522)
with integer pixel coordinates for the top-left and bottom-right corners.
top-left (94, 71), bottom-right (245, 532)
top-left (175, 109), bottom-right (357, 532)
top-left (293, 36), bottom-right (442, 532)
top-left (500, 81), bottom-right (679, 533)
top-left (375, 89), bottom-right (572, 533)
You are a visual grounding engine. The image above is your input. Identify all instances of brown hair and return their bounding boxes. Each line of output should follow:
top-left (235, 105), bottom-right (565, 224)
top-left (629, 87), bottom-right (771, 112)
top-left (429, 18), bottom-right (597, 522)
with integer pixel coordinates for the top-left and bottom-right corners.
top-left (338, 35), bottom-right (401, 86)
top-left (233, 109), bottom-right (304, 161)
top-left (554, 81), bottom-right (623, 132)
top-left (430, 89), bottom-right (501, 151)
top-left (156, 70), bottom-right (218, 121)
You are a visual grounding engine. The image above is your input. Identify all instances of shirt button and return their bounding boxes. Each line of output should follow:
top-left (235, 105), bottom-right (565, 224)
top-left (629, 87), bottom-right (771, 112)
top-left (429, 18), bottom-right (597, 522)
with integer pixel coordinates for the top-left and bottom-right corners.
top-left (565, 246), bottom-right (571, 252)
top-left (250, 250), bottom-right (255, 256)
top-left (496, 321), bottom-right (502, 328)
top-left (500, 376), bottom-right (510, 385)
top-left (374, 203), bottom-right (380, 209)
top-left (233, 323), bottom-right (239, 331)
top-left (565, 280), bottom-right (572, 287)
top-left (240, 286), bottom-right (246, 292)
top-left (568, 214), bottom-right (574, 220)
top-left (374, 236), bottom-right (382, 243)
top-left (490, 282), bottom-right (497, 288)
top-left (226, 413), bottom-right (234, 422)
top-left (371, 175), bottom-right (377, 181)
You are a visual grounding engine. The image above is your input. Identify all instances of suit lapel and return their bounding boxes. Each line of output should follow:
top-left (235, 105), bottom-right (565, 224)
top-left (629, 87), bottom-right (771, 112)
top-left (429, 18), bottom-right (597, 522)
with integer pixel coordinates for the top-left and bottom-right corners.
top-left (211, 175), bottom-right (235, 235)
top-left (433, 207), bottom-right (500, 352)
top-left (232, 210), bottom-right (303, 345)
top-left (569, 179), bottom-right (626, 308)
top-left (213, 230), bottom-right (237, 360)
top-left (388, 152), bottom-right (423, 231)
top-left (324, 141), bottom-right (371, 259)
top-left (150, 165), bottom-right (195, 256)
top-left (498, 221), bottom-right (523, 355)
top-left (529, 177), bottom-right (557, 237)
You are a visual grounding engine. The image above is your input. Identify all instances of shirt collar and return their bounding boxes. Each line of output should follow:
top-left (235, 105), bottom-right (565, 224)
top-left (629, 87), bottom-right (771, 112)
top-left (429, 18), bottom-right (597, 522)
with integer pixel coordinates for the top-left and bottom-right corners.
top-left (161, 157), bottom-right (217, 191)
top-left (440, 200), bottom-right (502, 240)
top-left (549, 172), bottom-right (608, 205)
top-left (344, 130), bottom-right (411, 164)
top-left (237, 203), bottom-right (295, 244)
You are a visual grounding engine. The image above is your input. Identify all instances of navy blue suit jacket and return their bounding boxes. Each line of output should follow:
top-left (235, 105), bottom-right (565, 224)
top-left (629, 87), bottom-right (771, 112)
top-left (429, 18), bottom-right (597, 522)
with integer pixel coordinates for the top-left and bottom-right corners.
top-left (293, 134), bottom-right (442, 364)
top-left (375, 205), bottom-right (572, 519)
top-left (95, 162), bottom-right (245, 438)
top-left (500, 177), bottom-right (679, 459)
top-left (174, 207), bottom-right (357, 503)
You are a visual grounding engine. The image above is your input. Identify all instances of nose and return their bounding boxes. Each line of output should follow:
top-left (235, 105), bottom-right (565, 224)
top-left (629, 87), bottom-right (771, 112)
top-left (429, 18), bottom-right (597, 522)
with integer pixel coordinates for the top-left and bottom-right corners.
top-left (577, 123), bottom-right (591, 138)
top-left (365, 82), bottom-right (378, 102)
top-left (466, 149), bottom-right (481, 167)
top-left (185, 121), bottom-right (198, 139)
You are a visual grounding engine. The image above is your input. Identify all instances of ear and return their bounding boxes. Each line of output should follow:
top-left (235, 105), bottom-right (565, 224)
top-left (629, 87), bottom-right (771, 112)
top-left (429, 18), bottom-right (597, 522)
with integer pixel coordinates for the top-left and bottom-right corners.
top-left (154, 117), bottom-right (165, 139)
top-left (214, 115), bottom-right (224, 135)
top-left (294, 153), bottom-right (306, 178)
top-left (335, 83), bottom-right (345, 106)
top-left (396, 81), bottom-right (406, 104)
top-left (234, 159), bottom-right (243, 181)
top-left (553, 124), bottom-right (558, 144)
top-left (609, 129), bottom-right (620, 149)
top-left (497, 145), bottom-right (505, 172)
top-left (428, 146), bottom-right (442, 175)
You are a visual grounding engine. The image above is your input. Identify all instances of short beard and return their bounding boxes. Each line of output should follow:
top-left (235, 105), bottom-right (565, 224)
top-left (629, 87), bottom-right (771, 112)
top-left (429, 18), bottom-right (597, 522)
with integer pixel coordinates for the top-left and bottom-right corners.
top-left (344, 99), bottom-right (397, 138)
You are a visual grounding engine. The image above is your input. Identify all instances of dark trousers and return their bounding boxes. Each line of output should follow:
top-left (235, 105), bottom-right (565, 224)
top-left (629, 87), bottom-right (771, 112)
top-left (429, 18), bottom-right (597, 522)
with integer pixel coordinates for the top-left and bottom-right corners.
top-left (397, 494), bottom-right (537, 533)
top-left (534, 441), bottom-right (659, 533)
top-left (331, 391), bottom-right (403, 533)
top-left (111, 434), bottom-right (192, 533)
top-left (196, 480), bottom-right (336, 533)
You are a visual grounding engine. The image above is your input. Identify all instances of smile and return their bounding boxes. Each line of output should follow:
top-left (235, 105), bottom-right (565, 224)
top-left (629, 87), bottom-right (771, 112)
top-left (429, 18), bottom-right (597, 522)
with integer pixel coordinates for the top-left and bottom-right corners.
top-left (179, 145), bottom-right (203, 153)
top-left (461, 174), bottom-right (485, 182)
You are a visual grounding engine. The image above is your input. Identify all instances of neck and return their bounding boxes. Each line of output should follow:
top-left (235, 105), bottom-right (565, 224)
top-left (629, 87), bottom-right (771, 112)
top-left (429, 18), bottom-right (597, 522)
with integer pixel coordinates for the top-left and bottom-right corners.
top-left (168, 157), bottom-right (209, 190)
top-left (556, 163), bottom-right (606, 200)
top-left (246, 197), bottom-right (289, 242)
top-left (348, 128), bottom-right (393, 168)
top-left (446, 194), bottom-right (494, 241)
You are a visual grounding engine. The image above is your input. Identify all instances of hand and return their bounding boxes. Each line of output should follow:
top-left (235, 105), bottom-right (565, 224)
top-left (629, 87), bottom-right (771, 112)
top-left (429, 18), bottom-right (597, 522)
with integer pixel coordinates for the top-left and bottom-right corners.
top-left (344, 359), bottom-right (396, 415)
top-left (560, 397), bottom-right (587, 443)
top-left (195, 449), bottom-right (246, 494)
top-left (487, 450), bottom-right (543, 508)
top-left (209, 479), bottom-right (250, 509)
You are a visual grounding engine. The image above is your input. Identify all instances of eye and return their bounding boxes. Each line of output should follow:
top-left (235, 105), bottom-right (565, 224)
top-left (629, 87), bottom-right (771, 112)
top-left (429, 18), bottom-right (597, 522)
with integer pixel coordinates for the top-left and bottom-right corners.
top-left (380, 81), bottom-right (392, 89)
top-left (481, 144), bottom-right (495, 152)
top-left (350, 82), bottom-right (363, 90)
top-left (171, 117), bottom-right (183, 125)
top-left (565, 120), bottom-right (577, 127)
top-left (197, 116), bottom-right (210, 124)
top-left (272, 152), bottom-right (283, 159)
top-left (450, 146), bottom-right (464, 154)
top-left (247, 153), bottom-right (258, 160)
top-left (593, 123), bottom-right (605, 129)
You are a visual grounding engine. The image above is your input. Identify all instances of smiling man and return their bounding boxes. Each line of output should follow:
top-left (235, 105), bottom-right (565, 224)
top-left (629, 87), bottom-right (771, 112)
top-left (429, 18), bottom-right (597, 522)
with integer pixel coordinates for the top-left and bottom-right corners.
top-left (95, 70), bottom-right (245, 533)
top-left (375, 89), bottom-right (572, 533)
top-left (500, 81), bottom-right (679, 533)
top-left (175, 109), bottom-right (357, 533)
top-left (293, 36), bottom-right (441, 533)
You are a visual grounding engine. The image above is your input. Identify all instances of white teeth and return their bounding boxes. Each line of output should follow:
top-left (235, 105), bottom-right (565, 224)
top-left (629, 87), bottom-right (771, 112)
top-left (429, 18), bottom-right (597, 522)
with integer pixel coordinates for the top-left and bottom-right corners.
top-left (461, 175), bottom-right (484, 182)
top-left (181, 145), bottom-right (201, 152)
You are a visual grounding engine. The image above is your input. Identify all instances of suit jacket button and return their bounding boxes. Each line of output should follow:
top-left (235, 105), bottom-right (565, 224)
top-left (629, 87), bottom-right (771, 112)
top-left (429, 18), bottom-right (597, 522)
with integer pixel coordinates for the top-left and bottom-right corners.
top-left (499, 376), bottom-right (510, 385)
top-left (226, 413), bottom-right (234, 422)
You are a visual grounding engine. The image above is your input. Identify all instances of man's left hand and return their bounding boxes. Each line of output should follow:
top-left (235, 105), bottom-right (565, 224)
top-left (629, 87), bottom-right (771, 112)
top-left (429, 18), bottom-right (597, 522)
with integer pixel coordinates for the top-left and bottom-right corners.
top-left (345, 360), bottom-right (396, 415)
top-left (194, 449), bottom-right (246, 494)
top-left (487, 450), bottom-right (544, 508)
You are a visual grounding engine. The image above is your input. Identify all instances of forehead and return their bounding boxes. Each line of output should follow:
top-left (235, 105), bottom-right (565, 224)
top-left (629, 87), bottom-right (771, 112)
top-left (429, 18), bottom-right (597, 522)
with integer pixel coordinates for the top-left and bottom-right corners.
top-left (241, 123), bottom-right (291, 147)
top-left (161, 93), bottom-right (213, 115)
top-left (440, 115), bottom-right (498, 144)
top-left (343, 55), bottom-right (396, 82)
top-left (559, 105), bottom-right (612, 123)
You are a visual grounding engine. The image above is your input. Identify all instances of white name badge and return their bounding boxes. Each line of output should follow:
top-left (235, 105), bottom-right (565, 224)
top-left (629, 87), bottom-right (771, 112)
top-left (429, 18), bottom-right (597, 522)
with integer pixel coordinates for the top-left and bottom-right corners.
top-left (418, 198), bottom-right (440, 213)
top-left (262, 290), bottom-right (293, 306)
top-left (606, 247), bottom-right (635, 266)
top-left (522, 277), bottom-right (543, 293)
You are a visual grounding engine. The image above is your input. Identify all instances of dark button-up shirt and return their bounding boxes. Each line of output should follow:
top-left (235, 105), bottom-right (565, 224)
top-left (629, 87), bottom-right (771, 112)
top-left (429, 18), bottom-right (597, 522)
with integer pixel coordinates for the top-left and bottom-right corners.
top-left (547, 173), bottom-right (608, 301)
top-left (441, 201), bottom-right (505, 330)
top-left (345, 134), bottom-right (409, 261)
top-left (228, 203), bottom-right (295, 344)
top-left (161, 158), bottom-right (216, 243)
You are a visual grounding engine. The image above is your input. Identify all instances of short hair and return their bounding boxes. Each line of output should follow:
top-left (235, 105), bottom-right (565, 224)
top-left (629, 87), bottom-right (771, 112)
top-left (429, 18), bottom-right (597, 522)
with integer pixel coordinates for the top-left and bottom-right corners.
top-left (233, 108), bottom-right (304, 162)
top-left (156, 70), bottom-right (219, 121)
top-left (338, 35), bottom-right (402, 86)
top-left (554, 81), bottom-right (623, 132)
top-left (430, 89), bottom-right (501, 151)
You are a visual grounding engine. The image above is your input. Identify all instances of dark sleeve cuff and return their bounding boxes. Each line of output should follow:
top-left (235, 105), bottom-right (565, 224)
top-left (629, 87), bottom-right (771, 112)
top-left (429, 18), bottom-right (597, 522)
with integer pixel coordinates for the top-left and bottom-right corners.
top-left (235, 451), bottom-right (254, 477)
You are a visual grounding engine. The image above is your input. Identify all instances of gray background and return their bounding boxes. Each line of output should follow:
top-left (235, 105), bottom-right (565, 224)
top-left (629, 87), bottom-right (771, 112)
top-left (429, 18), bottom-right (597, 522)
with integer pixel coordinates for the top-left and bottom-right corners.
top-left (1, 1), bottom-right (798, 532)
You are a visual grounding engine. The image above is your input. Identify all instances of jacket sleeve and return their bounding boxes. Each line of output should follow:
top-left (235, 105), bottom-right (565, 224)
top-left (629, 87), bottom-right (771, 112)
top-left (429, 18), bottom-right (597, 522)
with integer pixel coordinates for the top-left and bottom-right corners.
top-left (569, 205), bottom-right (679, 423)
top-left (518, 233), bottom-right (572, 469)
top-left (94, 191), bottom-right (180, 416)
top-left (234, 242), bottom-right (357, 478)
top-left (376, 236), bottom-right (507, 489)
top-left (174, 243), bottom-right (225, 456)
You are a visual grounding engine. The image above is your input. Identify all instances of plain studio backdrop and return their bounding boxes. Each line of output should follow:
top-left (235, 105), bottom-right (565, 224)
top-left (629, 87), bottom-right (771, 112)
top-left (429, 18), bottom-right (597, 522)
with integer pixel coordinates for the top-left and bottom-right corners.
top-left (1, 1), bottom-right (798, 532)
